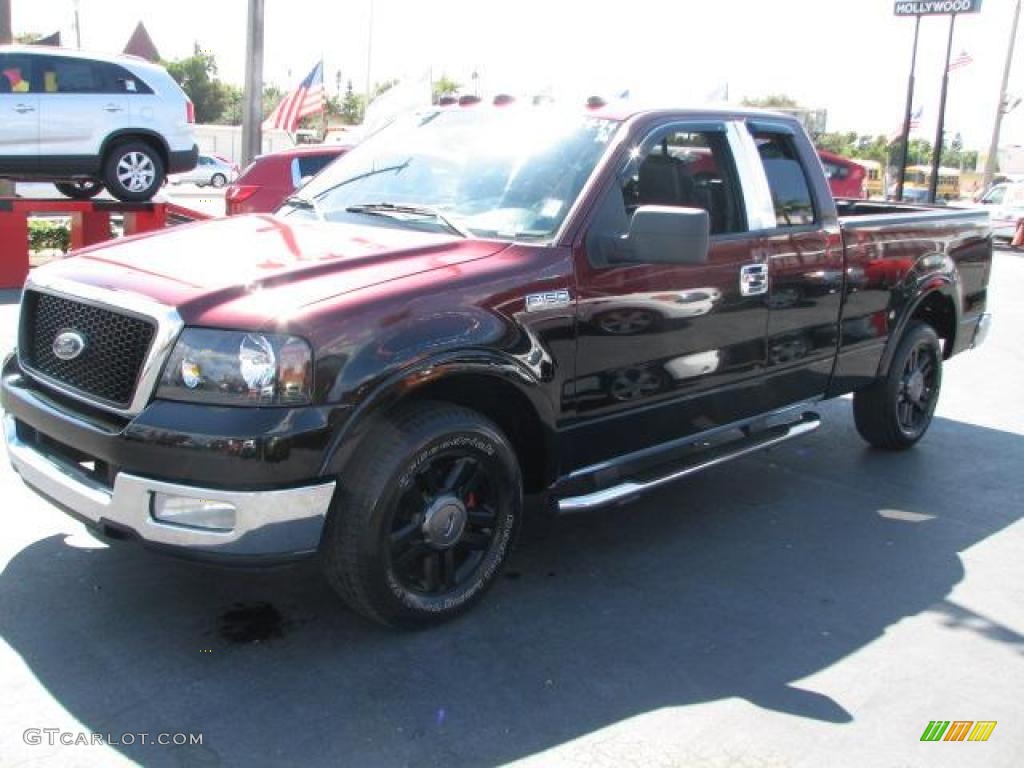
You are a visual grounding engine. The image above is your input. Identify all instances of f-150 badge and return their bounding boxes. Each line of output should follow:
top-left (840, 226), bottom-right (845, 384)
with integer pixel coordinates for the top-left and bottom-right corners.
top-left (525, 290), bottom-right (571, 312)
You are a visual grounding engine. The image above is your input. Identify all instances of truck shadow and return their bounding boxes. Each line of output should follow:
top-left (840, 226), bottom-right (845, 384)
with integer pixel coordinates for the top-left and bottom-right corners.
top-left (1, 402), bottom-right (1021, 767)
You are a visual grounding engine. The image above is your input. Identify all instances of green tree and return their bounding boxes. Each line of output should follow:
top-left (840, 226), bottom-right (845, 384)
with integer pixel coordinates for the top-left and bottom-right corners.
top-left (432, 74), bottom-right (461, 103)
top-left (339, 80), bottom-right (364, 125)
top-left (741, 94), bottom-right (800, 109)
top-left (165, 49), bottom-right (232, 123)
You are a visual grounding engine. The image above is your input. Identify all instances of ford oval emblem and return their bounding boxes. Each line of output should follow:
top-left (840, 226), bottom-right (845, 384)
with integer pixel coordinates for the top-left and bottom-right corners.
top-left (52, 330), bottom-right (87, 361)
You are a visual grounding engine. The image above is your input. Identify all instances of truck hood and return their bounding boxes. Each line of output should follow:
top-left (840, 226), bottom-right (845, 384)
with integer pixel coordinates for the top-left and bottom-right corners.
top-left (36, 214), bottom-right (509, 328)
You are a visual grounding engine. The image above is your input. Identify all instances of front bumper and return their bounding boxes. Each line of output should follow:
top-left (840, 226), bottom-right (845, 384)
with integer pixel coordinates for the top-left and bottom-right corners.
top-left (4, 413), bottom-right (335, 561)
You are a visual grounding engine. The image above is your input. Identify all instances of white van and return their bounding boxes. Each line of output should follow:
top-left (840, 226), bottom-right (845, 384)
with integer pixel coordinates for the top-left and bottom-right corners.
top-left (0, 45), bottom-right (198, 201)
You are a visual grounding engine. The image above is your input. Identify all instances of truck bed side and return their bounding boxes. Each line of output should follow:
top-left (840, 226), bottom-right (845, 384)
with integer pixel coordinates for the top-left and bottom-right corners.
top-left (830, 200), bottom-right (992, 395)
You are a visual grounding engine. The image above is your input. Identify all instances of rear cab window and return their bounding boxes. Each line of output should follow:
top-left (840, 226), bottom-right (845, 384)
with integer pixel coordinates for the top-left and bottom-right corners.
top-left (752, 131), bottom-right (817, 228)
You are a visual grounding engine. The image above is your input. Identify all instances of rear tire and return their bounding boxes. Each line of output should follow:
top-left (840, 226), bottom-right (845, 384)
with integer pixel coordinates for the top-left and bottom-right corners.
top-left (103, 141), bottom-right (165, 202)
top-left (321, 402), bottom-right (521, 628)
top-left (853, 321), bottom-right (943, 450)
top-left (54, 180), bottom-right (103, 200)
top-left (210, 173), bottom-right (227, 188)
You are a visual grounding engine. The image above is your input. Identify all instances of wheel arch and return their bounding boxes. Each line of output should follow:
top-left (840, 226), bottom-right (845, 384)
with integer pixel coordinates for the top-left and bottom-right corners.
top-left (100, 129), bottom-right (170, 169)
top-left (878, 281), bottom-right (959, 378)
top-left (320, 354), bottom-right (558, 495)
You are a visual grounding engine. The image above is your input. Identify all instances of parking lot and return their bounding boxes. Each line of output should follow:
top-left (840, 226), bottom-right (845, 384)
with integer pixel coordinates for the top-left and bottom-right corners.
top-left (0, 249), bottom-right (1020, 768)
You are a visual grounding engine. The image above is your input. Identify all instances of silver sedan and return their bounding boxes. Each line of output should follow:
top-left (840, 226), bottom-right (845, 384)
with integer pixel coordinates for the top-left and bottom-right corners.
top-left (168, 154), bottom-right (238, 188)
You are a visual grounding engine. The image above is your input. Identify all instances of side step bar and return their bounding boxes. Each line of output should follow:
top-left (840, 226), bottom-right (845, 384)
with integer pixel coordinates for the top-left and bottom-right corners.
top-left (557, 412), bottom-right (821, 513)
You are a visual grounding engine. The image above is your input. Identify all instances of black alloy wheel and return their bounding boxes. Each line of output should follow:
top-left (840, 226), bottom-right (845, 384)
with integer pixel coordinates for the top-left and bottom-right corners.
top-left (388, 451), bottom-right (502, 595)
top-left (854, 321), bottom-right (943, 449)
top-left (321, 402), bottom-right (521, 627)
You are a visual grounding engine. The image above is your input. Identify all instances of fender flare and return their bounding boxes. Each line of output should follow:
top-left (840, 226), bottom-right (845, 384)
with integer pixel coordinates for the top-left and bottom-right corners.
top-left (318, 350), bottom-right (557, 479)
top-left (876, 276), bottom-right (960, 378)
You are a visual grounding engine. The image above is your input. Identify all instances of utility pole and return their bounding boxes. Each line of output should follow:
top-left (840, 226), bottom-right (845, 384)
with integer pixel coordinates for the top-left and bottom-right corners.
top-left (0, 0), bottom-right (14, 198)
top-left (983, 0), bottom-right (1021, 189)
top-left (364, 0), bottom-right (374, 114)
top-left (240, 0), bottom-right (265, 166)
top-left (928, 14), bottom-right (957, 203)
top-left (73, 0), bottom-right (81, 48)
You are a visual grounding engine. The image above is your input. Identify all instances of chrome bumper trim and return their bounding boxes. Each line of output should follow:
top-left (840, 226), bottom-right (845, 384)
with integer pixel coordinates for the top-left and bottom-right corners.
top-left (4, 414), bottom-right (335, 556)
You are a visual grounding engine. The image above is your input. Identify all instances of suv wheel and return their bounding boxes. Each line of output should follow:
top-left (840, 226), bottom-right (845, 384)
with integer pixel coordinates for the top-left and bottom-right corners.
top-left (321, 402), bottom-right (521, 628)
top-left (54, 180), bottom-right (104, 200)
top-left (853, 321), bottom-right (943, 449)
top-left (103, 141), bottom-right (165, 202)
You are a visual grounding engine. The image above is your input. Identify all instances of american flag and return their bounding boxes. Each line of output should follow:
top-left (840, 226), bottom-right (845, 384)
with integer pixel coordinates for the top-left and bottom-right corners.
top-left (263, 61), bottom-right (326, 132)
top-left (889, 106), bottom-right (923, 142)
top-left (948, 50), bottom-right (973, 73)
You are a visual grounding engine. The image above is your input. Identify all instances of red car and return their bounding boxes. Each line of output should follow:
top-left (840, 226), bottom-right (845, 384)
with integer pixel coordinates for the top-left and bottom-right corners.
top-left (817, 149), bottom-right (867, 199)
top-left (225, 144), bottom-right (351, 215)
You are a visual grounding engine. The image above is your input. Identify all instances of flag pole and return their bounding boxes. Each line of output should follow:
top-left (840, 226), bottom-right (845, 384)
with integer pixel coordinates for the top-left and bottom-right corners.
top-left (928, 13), bottom-right (957, 203)
top-left (895, 14), bottom-right (921, 202)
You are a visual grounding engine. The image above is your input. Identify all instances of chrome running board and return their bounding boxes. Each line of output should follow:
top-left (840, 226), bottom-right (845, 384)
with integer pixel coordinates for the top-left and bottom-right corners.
top-left (557, 412), bottom-right (820, 513)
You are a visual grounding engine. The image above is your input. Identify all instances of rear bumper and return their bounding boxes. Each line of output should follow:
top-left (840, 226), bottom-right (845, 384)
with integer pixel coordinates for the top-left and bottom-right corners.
top-left (167, 144), bottom-right (199, 174)
top-left (4, 413), bottom-right (335, 562)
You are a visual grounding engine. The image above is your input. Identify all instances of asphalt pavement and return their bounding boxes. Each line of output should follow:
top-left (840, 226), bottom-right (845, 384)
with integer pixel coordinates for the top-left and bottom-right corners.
top-left (0, 249), bottom-right (1021, 768)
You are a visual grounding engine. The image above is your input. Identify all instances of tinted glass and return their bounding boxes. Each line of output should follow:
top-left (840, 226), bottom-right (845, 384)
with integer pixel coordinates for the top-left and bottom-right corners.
top-left (297, 154), bottom-right (338, 179)
top-left (41, 57), bottom-right (100, 93)
top-left (622, 129), bottom-right (745, 235)
top-left (0, 53), bottom-right (34, 93)
top-left (754, 133), bottom-right (816, 227)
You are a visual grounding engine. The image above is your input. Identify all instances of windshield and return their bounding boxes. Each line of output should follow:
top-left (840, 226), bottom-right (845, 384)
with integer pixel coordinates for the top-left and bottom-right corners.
top-left (287, 108), bottom-right (621, 241)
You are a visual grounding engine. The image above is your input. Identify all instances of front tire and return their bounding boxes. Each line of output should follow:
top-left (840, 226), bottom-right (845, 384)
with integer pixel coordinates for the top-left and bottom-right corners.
top-left (321, 402), bottom-right (521, 628)
top-left (54, 180), bottom-right (103, 200)
top-left (103, 141), bottom-right (165, 202)
top-left (853, 321), bottom-right (943, 450)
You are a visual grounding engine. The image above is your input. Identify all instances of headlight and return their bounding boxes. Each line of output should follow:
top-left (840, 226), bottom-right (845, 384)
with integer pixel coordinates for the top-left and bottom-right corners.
top-left (157, 329), bottom-right (313, 406)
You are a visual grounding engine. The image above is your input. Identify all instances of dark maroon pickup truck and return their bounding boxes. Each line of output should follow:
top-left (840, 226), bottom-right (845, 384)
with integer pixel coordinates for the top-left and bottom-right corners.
top-left (2, 105), bottom-right (992, 627)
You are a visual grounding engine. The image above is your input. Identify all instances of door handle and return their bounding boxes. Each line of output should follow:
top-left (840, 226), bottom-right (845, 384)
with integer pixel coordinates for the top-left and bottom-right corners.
top-left (740, 264), bottom-right (768, 296)
top-left (13, 104), bottom-right (35, 114)
top-left (103, 104), bottom-right (123, 112)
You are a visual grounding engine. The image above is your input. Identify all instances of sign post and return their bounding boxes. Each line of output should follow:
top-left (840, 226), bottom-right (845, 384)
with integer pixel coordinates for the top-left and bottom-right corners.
top-left (929, 14), bottom-right (958, 202)
top-left (892, 0), bottom-right (983, 202)
top-left (895, 15), bottom-right (921, 202)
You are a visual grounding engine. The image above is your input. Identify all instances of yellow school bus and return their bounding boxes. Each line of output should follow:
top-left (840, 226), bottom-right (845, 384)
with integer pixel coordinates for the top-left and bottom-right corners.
top-left (902, 166), bottom-right (961, 201)
top-left (857, 159), bottom-right (884, 199)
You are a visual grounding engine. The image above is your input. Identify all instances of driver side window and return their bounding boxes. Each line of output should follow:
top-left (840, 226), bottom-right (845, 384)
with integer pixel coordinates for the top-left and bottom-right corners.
top-left (621, 129), bottom-right (746, 236)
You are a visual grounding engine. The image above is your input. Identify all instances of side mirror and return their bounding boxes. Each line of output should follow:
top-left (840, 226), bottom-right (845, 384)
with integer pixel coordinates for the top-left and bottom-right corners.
top-left (622, 206), bottom-right (710, 265)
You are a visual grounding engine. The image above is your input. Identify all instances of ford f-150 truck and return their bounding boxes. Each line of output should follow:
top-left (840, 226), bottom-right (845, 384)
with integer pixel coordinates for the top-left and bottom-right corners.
top-left (2, 105), bottom-right (992, 627)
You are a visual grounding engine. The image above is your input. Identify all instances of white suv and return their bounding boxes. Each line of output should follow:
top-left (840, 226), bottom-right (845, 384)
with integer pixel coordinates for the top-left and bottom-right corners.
top-left (0, 46), bottom-right (198, 202)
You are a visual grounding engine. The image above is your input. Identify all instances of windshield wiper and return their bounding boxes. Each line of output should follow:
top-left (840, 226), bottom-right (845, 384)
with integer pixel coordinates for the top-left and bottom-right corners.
top-left (281, 195), bottom-right (325, 220)
top-left (345, 202), bottom-right (470, 238)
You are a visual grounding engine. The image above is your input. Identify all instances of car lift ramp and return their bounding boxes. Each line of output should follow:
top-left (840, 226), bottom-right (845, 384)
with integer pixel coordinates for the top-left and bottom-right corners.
top-left (0, 198), bottom-right (211, 289)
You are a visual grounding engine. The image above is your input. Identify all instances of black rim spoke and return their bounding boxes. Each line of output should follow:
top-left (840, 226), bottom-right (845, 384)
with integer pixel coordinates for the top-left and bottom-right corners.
top-left (443, 456), bottom-right (477, 494)
top-left (388, 447), bottom-right (502, 597)
top-left (461, 530), bottom-right (492, 551)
